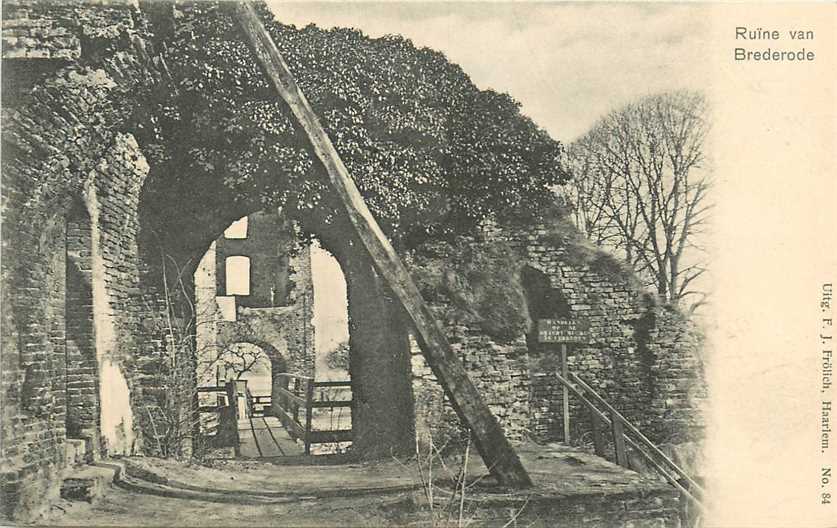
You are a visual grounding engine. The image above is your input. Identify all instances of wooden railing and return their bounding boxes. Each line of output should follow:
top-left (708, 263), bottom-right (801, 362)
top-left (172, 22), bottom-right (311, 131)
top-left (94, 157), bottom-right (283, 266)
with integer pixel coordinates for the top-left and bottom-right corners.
top-left (308, 379), bottom-right (353, 449)
top-left (196, 383), bottom-right (241, 454)
top-left (555, 372), bottom-right (706, 512)
top-left (273, 373), bottom-right (311, 447)
top-left (274, 373), bottom-right (352, 455)
top-left (250, 394), bottom-right (272, 417)
top-left (196, 385), bottom-right (228, 438)
top-left (239, 381), bottom-right (253, 419)
top-left (196, 385), bottom-right (227, 414)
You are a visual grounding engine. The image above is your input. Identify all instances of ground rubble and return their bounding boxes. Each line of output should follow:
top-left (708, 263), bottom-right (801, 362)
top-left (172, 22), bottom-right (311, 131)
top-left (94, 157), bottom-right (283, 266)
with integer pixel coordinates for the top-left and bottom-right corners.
top-left (38, 442), bottom-right (682, 527)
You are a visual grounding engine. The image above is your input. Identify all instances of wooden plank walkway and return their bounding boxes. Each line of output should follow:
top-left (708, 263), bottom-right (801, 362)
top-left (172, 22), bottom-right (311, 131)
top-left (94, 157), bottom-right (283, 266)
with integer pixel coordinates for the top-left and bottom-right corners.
top-left (237, 416), bottom-right (303, 458)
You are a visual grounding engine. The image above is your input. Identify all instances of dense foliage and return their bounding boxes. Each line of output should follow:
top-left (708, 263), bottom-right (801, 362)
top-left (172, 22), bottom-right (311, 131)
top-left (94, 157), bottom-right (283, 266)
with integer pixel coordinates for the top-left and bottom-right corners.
top-left (137, 2), bottom-right (565, 248)
top-left (407, 238), bottom-right (529, 343)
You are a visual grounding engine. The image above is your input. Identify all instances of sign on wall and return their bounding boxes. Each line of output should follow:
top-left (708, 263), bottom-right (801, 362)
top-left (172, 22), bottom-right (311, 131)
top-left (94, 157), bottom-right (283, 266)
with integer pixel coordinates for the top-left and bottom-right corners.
top-left (537, 319), bottom-right (589, 344)
top-left (537, 318), bottom-right (589, 444)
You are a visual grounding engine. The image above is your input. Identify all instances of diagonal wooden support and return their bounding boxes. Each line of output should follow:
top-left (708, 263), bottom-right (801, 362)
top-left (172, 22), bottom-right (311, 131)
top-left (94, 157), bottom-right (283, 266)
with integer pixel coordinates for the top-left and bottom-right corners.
top-left (234, 2), bottom-right (532, 487)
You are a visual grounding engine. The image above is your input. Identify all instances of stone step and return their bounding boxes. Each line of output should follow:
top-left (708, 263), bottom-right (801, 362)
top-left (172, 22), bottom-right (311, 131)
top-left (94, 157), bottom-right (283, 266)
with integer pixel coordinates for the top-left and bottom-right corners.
top-left (59, 463), bottom-right (120, 504)
top-left (63, 438), bottom-right (87, 468)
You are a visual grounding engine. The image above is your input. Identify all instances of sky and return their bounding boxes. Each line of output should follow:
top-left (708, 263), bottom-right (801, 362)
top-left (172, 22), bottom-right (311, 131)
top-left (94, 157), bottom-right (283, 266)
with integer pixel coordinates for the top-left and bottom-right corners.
top-left (281, 2), bottom-right (713, 354)
top-left (310, 242), bottom-right (349, 356)
top-left (267, 1), bottom-right (710, 142)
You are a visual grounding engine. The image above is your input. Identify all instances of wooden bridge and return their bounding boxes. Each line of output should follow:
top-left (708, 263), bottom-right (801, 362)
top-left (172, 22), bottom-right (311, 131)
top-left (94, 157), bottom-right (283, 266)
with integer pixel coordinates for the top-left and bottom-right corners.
top-left (237, 415), bottom-right (302, 458)
top-left (198, 375), bottom-right (353, 459)
top-left (273, 374), bottom-right (353, 456)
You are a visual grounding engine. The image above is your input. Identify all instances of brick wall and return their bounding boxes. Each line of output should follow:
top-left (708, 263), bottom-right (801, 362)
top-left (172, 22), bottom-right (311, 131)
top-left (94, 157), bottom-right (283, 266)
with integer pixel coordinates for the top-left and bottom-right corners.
top-left (1, 0), bottom-right (137, 61)
top-left (65, 201), bottom-right (100, 453)
top-left (214, 211), bottom-right (296, 309)
top-left (513, 227), bottom-right (707, 446)
top-left (85, 132), bottom-right (151, 457)
top-left (0, 122), bottom-right (155, 521)
top-left (411, 322), bottom-right (532, 448)
top-left (409, 226), bottom-right (707, 459)
top-left (0, 2), bottom-right (168, 519)
top-left (213, 246), bottom-right (316, 379)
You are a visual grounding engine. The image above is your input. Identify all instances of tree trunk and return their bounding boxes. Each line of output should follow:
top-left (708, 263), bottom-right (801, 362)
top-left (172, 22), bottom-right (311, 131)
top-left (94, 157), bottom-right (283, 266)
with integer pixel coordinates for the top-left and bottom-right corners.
top-left (657, 273), bottom-right (669, 302)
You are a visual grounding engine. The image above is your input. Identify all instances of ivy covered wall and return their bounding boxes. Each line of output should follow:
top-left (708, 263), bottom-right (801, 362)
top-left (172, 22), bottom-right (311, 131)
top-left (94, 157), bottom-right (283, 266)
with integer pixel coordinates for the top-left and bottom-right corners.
top-left (0, 1), bottom-right (704, 522)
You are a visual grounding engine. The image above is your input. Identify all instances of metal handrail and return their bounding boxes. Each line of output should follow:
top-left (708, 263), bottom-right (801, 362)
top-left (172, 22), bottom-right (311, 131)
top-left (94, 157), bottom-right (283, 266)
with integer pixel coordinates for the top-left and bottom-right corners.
top-left (554, 372), bottom-right (705, 512)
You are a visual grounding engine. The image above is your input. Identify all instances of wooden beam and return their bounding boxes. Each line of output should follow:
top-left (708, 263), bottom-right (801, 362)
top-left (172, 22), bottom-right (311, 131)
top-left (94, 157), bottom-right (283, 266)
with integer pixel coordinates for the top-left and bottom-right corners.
top-left (274, 406), bottom-right (306, 440)
top-left (308, 430), bottom-right (353, 444)
top-left (611, 414), bottom-right (628, 468)
top-left (304, 379), bottom-right (315, 456)
top-left (312, 380), bottom-right (353, 388)
top-left (590, 408), bottom-right (606, 457)
top-left (561, 343), bottom-right (570, 443)
top-left (275, 387), bottom-right (306, 407)
top-left (233, 2), bottom-right (531, 488)
top-left (309, 400), bottom-right (353, 409)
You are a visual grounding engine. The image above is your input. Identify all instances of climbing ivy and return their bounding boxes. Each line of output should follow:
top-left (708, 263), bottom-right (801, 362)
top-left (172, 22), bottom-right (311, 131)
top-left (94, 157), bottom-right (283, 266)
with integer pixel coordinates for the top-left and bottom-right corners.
top-left (407, 237), bottom-right (529, 343)
top-left (134, 1), bottom-right (565, 248)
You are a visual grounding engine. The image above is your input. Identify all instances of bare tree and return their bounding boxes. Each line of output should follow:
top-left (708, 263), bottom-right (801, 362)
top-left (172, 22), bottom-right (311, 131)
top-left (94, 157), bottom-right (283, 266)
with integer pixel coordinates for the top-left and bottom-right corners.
top-left (195, 341), bottom-right (270, 383)
top-left (216, 343), bottom-right (270, 380)
top-left (563, 91), bottom-right (711, 312)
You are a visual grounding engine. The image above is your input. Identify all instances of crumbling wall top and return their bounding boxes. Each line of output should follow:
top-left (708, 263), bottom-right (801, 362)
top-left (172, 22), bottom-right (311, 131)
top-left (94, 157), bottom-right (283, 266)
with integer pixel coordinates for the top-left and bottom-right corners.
top-left (2, 0), bottom-right (138, 61)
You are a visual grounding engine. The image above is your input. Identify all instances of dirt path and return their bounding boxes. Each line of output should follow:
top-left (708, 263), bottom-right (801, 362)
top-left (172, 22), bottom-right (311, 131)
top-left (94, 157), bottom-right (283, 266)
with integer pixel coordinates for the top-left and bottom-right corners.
top-left (40, 485), bottom-right (416, 527)
top-left (37, 443), bottom-right (676, 527)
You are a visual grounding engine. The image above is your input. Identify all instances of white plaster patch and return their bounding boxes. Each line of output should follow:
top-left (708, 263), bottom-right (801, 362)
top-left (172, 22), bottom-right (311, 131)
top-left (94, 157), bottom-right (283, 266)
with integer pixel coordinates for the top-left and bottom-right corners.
top-left (99, 358), bottom-right (134, 455)
top-left (216, 296), bottom-right (237, 322)
top-left (84, 177), bottom-right (135, 456)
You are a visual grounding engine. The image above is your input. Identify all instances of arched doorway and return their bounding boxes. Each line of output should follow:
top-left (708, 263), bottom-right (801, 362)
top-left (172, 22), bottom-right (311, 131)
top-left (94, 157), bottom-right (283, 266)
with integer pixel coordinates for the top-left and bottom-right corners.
top-left (193, 213), bottom-right (313, 376)
top-left (521, 264), bottom-right (574, 442)
top-left (171, 197), bottom-right (416, 459)
top-left (37, 200), bottom-right (103, 464)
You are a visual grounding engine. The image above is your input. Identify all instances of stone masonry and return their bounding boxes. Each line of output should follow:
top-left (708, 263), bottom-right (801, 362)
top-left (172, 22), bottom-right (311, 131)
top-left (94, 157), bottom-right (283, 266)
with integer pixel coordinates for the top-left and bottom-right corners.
top-left (193, 210), bottom-right (316, 402)
top-left (410, 225), bottom-right (707, 463)
top-left (516, 226), bottom-right (707, 447)
top-left (1, 2), bottom-right (705, 524)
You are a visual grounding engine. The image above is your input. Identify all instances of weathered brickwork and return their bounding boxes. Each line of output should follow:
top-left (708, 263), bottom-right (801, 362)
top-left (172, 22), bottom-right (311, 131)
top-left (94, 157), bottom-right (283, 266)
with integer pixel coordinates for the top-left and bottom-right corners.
top-left (0, 2), bottom-right (167, 520)
top-left (65, 201), bottom-right (100, 454)
top-left (412, 323), bottom-right (532, 447)
top-left (0, 123), bottom-right (153, 522)
top-left (410, 226), bottom-right (706, 466)
top-left (514, 227), bottom-right (707, 447)
top-left (214, 212), bottom-right (298, 309)
top-left (1, 2), bottom-right (704, 523)
top-left (215, 253), bottom-right (316, 379)
top-left (1, 0), bottom-right (138, 61)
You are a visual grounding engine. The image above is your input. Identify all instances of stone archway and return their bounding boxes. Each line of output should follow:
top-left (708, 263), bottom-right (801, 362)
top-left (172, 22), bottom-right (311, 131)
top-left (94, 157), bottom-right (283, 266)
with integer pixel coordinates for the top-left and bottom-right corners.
top-left (1, 4), bottom-right (562, 505)
top-left (217, 340), bottom-right (283, 408)
top-left (182, 206), bottom-right (415, 458)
